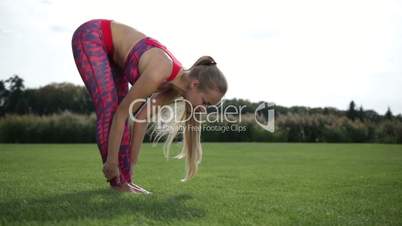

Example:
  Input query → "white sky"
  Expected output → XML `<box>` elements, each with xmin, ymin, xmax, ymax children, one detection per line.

<box><xmin>0</xmin><ymin>0</ymin><xmax>401</xmax><ymax>114</ymax></box>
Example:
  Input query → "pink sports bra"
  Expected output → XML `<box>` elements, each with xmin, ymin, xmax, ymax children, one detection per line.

<box><xmin>100</xmin><ymin>19</ymin><xmax>183</xmax><ymax>83</ymax></box>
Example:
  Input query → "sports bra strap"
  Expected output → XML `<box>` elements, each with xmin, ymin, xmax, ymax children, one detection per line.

<box><xmin>145</xmin><ymin>37</ymin><xmax>182</xmax><ymax>81</ymax></box>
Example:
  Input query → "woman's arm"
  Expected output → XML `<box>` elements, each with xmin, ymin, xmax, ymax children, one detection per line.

<box><xmin>103</xmin><ymin>64</ymin><xmax>171</xmax><ymax>181</ymax></box>
<box><xmin>130</xmin><ymin>88</ymin><xmax>180</xmax><ymax>166</ymax></box>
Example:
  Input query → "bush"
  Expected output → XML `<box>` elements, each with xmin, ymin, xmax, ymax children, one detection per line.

<box><xmin>0</xmin><ymin>112</ymin><xmax>96</xmax><ymax>143</ymax></box>
<box><xmin>0</xmin><ymin>112</ymin><xmax>401</xmax><ymax>143</ymax></box>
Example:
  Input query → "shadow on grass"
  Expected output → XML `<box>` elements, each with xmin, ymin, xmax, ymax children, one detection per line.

<box><xmin>0</xmin><ymin>188</ymin><xmax>205</xmax><ymax>224</ymax></box>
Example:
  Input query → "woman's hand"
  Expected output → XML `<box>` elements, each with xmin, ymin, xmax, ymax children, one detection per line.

<box><xmin>103</xmin><ymin>161</ymin><xmax>120</xmax><ymax>184</ymax></box>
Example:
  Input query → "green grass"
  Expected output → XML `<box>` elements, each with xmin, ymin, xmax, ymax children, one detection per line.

<box><xmin>0</xmin><ymin>143</ymin><xmax>401</xmax><ymax>226</ymax></box>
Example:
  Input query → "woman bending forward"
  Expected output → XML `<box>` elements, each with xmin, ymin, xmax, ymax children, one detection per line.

<box><xmin>71</xmin><ymin>19</ymin><xmax>227</xmax><ymax>193</ymax></box>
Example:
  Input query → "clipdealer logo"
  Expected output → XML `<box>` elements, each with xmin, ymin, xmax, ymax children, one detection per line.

<box><xmin>127</xmin><ymin>98</ymin><xmax>275</xmax><ymax>133</ymax></box>
<box><xmin>254</xmin><ymin>102</ymin><xmax>275</xmax><ymax>133</ymax></box>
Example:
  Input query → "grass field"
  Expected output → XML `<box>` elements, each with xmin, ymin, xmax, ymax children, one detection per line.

<box><xmin>0</xmin><ymin>143</ymin><xmax>401</xmax><ymax>226</ymax></box>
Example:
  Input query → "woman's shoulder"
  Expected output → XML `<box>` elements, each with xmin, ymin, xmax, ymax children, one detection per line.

<box><xmin>143</xmin><ymin>37</ymin><xmax>183</xmax><ymax>81</ymax></box>
<box><xmin>140</xmin><ymin>48</ymin><xmax>177</xmax><ymax>81</ymax></box>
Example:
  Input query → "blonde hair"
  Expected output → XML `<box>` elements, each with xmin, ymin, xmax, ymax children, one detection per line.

<box><xmin>148</xmin><ymin>56</ymin><xmax>227</xmax><ymax>182</ymax></box>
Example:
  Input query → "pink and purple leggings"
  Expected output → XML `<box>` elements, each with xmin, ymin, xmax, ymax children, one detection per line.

<box><xmin>71</xmin><ymin>19</ymin><xmax>179</xmax><ymax>187</ymax></box>
<box><xmin>71</xmin><ymin>19</ymin><xmax>133</xmax><ymax>187</ymax></box>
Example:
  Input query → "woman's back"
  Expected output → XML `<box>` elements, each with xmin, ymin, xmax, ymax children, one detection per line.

<box><xmin>110</xmin><ymin>21</ymin><xmax>147</xmax><ymax>68</ymax></box>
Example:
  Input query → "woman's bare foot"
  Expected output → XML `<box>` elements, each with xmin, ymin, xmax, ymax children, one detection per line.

<box><xmin>111</xmin><ymin>182</ymin><xmax>144</xmax><ymax>193</ymax></box>
<box><xmin>128</xmin><ymin>182</ymin><xmax>152</xmax><ymax>194</ymax></box>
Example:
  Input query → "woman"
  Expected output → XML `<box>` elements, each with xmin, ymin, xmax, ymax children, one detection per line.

<box><xmin>71</xmin><ymin>19</ymin><xmax>227</xmax><ymax>193</ymax></box>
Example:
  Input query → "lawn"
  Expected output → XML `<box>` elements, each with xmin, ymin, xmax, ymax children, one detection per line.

<box><xmin>0</xmin><ymin>143</ymin><xmax>401</xmax><ymax>226</ymax></box>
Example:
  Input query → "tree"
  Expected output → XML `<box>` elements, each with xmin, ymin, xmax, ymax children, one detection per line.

<box><xmin>385</xmin><ymin>107</ymin><xmax>393</xmax><ymax>120</ymax></box>
<box><xmin>5</xmin><ymin>75</ymin><xmax>25</xmax><ymax>92</ymax></box>
<box><xmin>346</xmin><ymin>100</ymin><xmax>357</xmax><ymax>120</ymax></box>
<box><xmin>357</xmin><ymin>105</ymin><xmax>365</xmax><ymax>121</ymax></box>
<box><xmin>3</xmin><ymin>74</ymin><xmax>27</xmax><ymax>114</ymax></box>
<box><xmin>0</xmin><ymin>80</ymin><xmax>9</xmax><ymax>116</ymax></box>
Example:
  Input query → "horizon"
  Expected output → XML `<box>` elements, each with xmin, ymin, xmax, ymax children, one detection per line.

<box><xmin>3</xmin><ymin>75</ymin><xmax>397</xmax><ymax>116</ymax></box>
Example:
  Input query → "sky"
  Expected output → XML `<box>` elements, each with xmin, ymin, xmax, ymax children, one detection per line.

<box><xmin>0</xmin><ymin>0</ymin><xmax>401</xmax><ymax>114</ymax></box>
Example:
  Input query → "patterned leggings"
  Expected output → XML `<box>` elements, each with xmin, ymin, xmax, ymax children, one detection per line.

<box><xmin>71</xmin><ymin>19</ymin><xmax>132</xmax><ymax>186</ymax></box>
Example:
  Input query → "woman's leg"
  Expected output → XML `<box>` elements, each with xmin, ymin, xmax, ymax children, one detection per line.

<box><xmin>71</xmin><ymin>20</ymin><xmax>131</xmax><ymax>187</ymax></box>
<box><xmin>112</xmin><ymin>66</ymin><xmax>133</xmax><ymax>184</ymax></box>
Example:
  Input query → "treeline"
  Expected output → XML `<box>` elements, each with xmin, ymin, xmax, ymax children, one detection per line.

<box><xmin>0</xmin><ymin>75</ymin><xmax>401</xmax><ymax>143</ymax></box>
<box><xmin>0</xmin><ymin>75</ymin><xmax>93</xmax><ymax>116</ymax></box>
